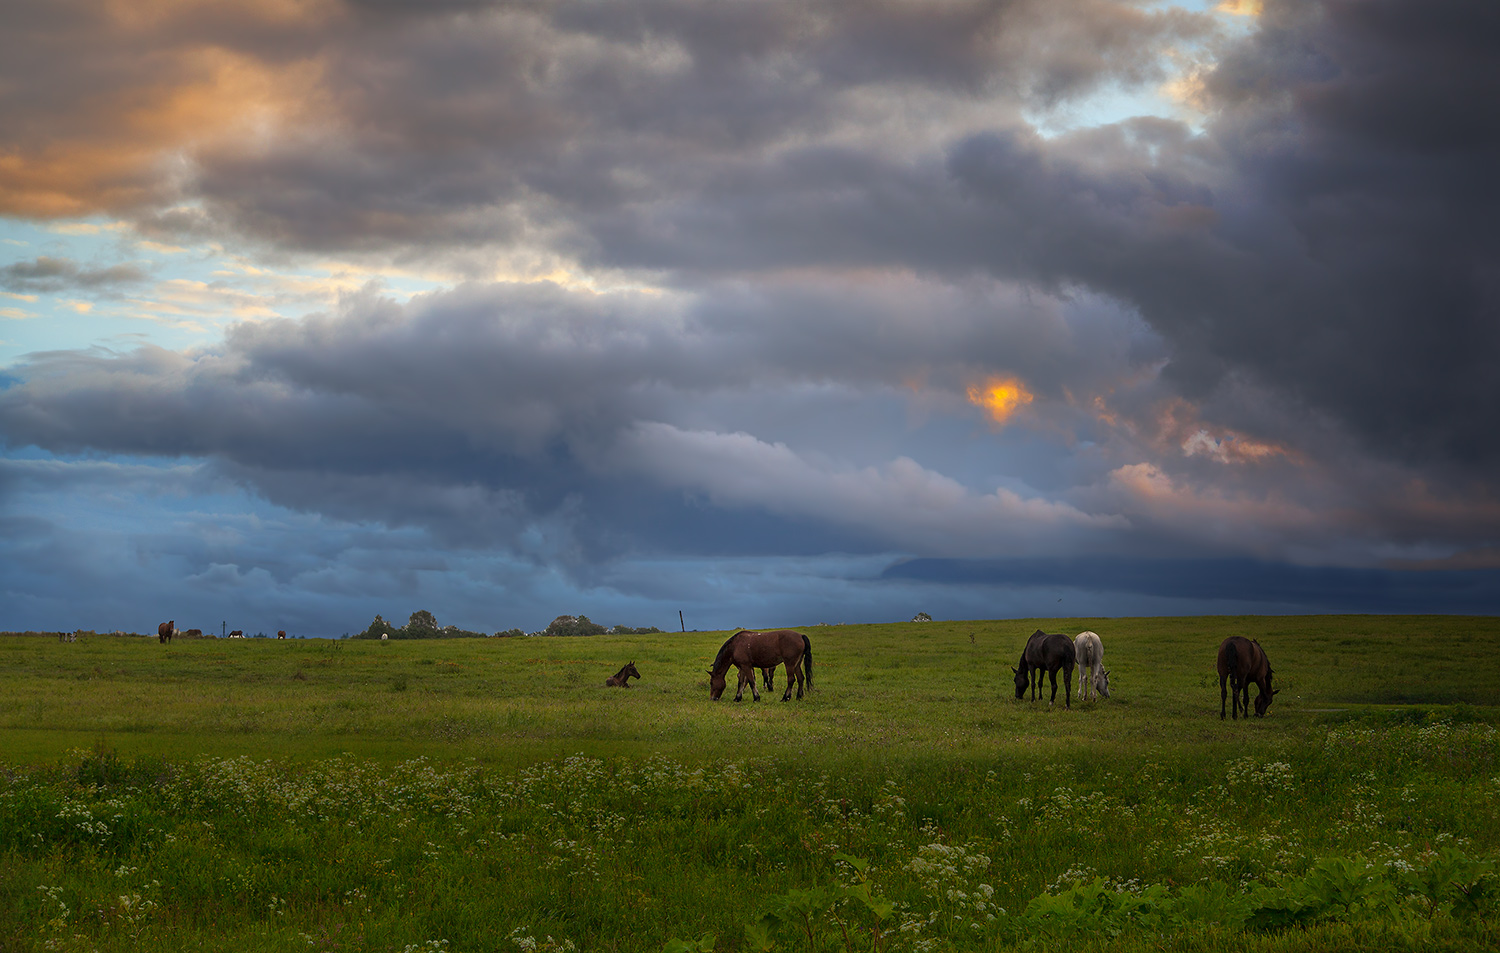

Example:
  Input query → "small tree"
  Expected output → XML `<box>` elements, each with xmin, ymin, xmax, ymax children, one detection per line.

<box><xmin>543</xmin><ymin>615</ymin><xmax>607</xmax><ymax>637</ymax></box>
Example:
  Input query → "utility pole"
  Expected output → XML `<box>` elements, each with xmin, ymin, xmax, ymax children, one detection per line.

<box><xmin>679</xmin><ymin>610</ymin><xmax>685</xmax><ymax>633</ymax></box>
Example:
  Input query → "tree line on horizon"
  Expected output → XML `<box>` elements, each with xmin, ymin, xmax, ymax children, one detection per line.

<box><xmin>354</xmin><ymin>611</ymin><xmax>662</xmax><ymax>640</ymax></box>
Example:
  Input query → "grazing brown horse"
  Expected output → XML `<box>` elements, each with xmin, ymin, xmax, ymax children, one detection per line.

<box><xmin>1217</xmin><ymin>636</ymin><xmax>1277</xmax><ymax>720</ymax></box>
<box><xmin>709</xmin><ymin>629</ymin><xmax>812</xmax><ymax>701</ymax></box>
<box><xmin>1012</xmin><ymin>629</ymin><xmax>1076</xmax><ymax>708</ymax></box>
<box><xmin>605</xmin><ymin>662</ymin><xmax>641</xmax><ymax>687</ymax></box>
<box><xmin>228</xmin><ymin>630</ymin><xmax>244</xmax><ymax>639</ymax></box>
<box><xmin>277</xmin><ymin>630</ymin><xmax>287</xmax><ymax>639</ymax></box>
<box><xmin>158</xmin><ymin>621</ymin><xmax>175</xmax><ymax>644</ymax></box>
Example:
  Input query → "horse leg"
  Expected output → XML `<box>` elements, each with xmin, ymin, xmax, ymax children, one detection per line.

<box><xmin>747</xmin><ymin>664</ymin><xmax>761</xmax><ymax>702</ymax></box>
<box><xmin>1048</xmin><ymin>668</ymin><xmax>1058</xmax><ymax>706</ymax></box>
<box><xmin>1220</xmin><ymin>673</ymin><xmax>1228</xmax><ymax>720</ymax></box>
<box><xmin>1065</xmin><ymin>666</ymin><xmax>1072</xmax><ymax>709</ymax></box>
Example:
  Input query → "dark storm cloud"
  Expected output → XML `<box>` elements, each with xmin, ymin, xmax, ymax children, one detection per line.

<box><xmin>3</xmin><ymin>0</ymin><xmax>1498</xmax><ymax>628</ymax></box>
<box><xmin>575</xmin><ymin>0</ymin><xmax>1500</xmax><ymax>474</ymax></box>
<box><xmin>5</xmin><ymin>0</ymin><xmax>1494</xmax><ymax>479</ymax></box>
<box><xmin>0</xmin><ymin>277</ymin><xmax>1146</xmax><ymax>559</ymax></box>
<box><xmin>0</xmin><ymin>0</ymin><xmax>1211</xmax><ymax>230</ymax></box>
<box><xmin>0</xmin><ymin>256</ymin><xmax>150</xmax><ymax>294</ymax></box>
<box><xmin>884</xmin><ymin>555</ymin><xmax>1500</xmax><ymax>615</ymax></box>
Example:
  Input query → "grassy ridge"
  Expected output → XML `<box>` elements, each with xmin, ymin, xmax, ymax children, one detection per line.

<box><xmin>2</xmin><ymin>615</ymin><xmax>1498</xmax><ymax>952</ymax></box>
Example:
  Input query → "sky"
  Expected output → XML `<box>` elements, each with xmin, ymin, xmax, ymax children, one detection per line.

<box><xmin>2</xmin><ymin>0</ymin><xmax>1498</xmax><ymax>637</ymax></box>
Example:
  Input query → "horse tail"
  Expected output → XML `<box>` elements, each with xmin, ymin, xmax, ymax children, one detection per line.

<box><xmin>802</xmin><ymin>634</ymin><xmax>813</xmax><ymax>690</ymax></box>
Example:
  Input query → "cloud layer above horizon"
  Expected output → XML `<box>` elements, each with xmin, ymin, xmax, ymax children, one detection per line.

<box><xmin>3</xmin><ymin>0</ymin><xmax>1498</xmax><ymax>634</ymax></box>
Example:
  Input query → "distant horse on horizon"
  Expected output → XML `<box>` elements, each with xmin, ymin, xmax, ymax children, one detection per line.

<box><xmin>1013</xmin><ymin>629</ymin><xmax>1075</xmax><ymax>708</ymax></box>
<box><xmin>158</xmin><ymin>621</ymin><xmax>175</xmax><ymax>644</ymax></box>
<box><xmin>605</xmin><ymin>662</ymin><xmax>641</xmax><ymax>687</ymax></box>
<box><xmin>1217</xmin><ymin>636</ymin><xmax>1277</xmax><ymax>720</ymax></box>
<box><xmin>1073</xmin><ymin>631</ymin><xmax>1109</xmax><ymax>702</ymax></box>
<box><xmin>228</xmin><ymin>630</ymin><xmax>243</xmax><ymax>639</ymax></box>
<box><xmin>709</xmin><ymin>629</ymin><xmax>812</xmax><ymax>702</ymax></box>
<box><xmin>277</xmin><ymin>630</ymin><xmax>287</xmax><ymax>639</ymax></box>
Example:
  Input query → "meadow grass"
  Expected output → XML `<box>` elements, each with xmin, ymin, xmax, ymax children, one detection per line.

<box><xmin>2</xmin><ymin>615</ymin><xmax>1498</xmax><ymax>952</ymax></box>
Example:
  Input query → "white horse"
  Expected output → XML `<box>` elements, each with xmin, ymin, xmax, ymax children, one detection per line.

<box><xmin>1073</xmin><ymin>631</ymin><xmax>1110</xmax><ymax>701</ymax></box>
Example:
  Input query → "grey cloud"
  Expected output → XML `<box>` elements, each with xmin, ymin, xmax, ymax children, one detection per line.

<box><xmin>0</xmin><ymin>256</ymin><xmax>150</xmax><ymax>294</ymax></box>
<box><xmin>3</xmin><ymin>0</ymin><xmax>1498</xmax><ymax>604</ymax></box>
<box><xmin>0</xmin><ymin>277</ymin><xmax>1163</xmax><ymax>559</ymax></box>
<box><xmin>618</xmin><ymin>2</ymin><xmax>1500</xmax><ymax>474</ymax></box>
<box><xmin>1</xmin><ymin>0</ymin><xmax>1206</xmax><ymax>245</ymax></box>
<box><xmin>561</xmin><ymin>1</ymin><xmax>1499</xmax><ymax>475</ymax></box>
<box><xmin>6</xmin><ymin>272</ymin><xmax>1492</xmax><ymax>570</ymax></box>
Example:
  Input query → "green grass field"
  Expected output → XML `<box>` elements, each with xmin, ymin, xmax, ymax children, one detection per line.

<box><xmin>3</xmin><ymin>616</ymin><xmax>1498</xmax><ymax>952</ymax></box>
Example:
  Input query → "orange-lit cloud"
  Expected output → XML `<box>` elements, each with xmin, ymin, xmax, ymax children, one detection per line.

<box><xmin>0</xmin><ymin>21</ymin><xmax>332</xmax><ymax>219</ymax></box>
<box><xmin>966</xmin><ymin>376</ymin><xmax>1034</xmax><ymax>428</ymax></box>
<box><xmin>1094</xmin><ymin>396</ymin><xmax>1297</xmax><ymax>466</ymax></box>
<box><xmin>1108</xmin><ymin>462</ymin><xmax>1318</xmax><ymax>540</ymax></box>
<box><xmin>1215</xmin><ymin>0</ymin><xmax>1263</xmax><ymax>16</ymax></box>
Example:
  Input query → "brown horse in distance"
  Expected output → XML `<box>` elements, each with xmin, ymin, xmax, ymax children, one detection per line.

<box><xmin>605</xmin><ymin>662</ymin><xmax>641</xmax><ymax>687</ymax></box>
<box><xmin>158</xmin><ymin>621</ymin><xmax>175</xmax><ymax>644</ymax></box>
<box><xmin>709</xmin><ymin>629</ymin><xmax>812</xmax><ymax>701</ymax></box>
<box><xmin>277</xmin><ymin>630</ymin><xmax>287</xmax><ymax>639</ymax></box>
<box><xmin>1217</xmin><ymin>636</ymin><xmax>1277</xmax><ymax>719</ymax></box>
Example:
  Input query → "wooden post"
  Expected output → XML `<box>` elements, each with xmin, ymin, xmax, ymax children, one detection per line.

<box><xmin>679</xmin><ymin>610</ymin><xmax>685</xmax><ymax>633</ymax></box>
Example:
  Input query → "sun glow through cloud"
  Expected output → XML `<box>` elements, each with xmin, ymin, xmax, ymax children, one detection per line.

<box><xmin>966</xmin><ymin>376</ymin><xmax>1034</xmax><ymax>428</ymax></box>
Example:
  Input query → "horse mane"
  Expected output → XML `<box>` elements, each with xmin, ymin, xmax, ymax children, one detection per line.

<box><xmin>711</xmin><ymin>632</ymin><xmax>747</xmax><ymax>674</ymax></box>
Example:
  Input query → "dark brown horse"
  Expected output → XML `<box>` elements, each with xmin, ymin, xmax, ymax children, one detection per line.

<box><xmin>1217</xmin><ymin>636</ymin><xmax>1277</xmax><ymax>719</ymax></box>
<box><xmin>1012</xmin><ymin>629</ymin><xmax>1075</xmax><ymax>708</ymax></box>
<box><xmin>709</xmin><ymin>629</ymin><xmax>812</xmax><ymax>701</ymax></box>
<box><xmin>605</xmin><ymin>662</ymin><xmax>641</xmax><ymax>687</ymax></box>
<box><xmin>277</xmin><ymin>630</ymin><xmax>287</xmax><ymax>639</ymax></box>
<box><xmin>158</xmin><ymin>620</ymin><xmax>175</xmax><ymax>644</ymax></box>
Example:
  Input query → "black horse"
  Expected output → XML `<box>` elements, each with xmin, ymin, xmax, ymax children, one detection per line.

<box><xmin>1217</xmin><ymin>636</ymin><xmax>1277</xmax><ymax>720</ymax></box>
<box><xmin>1012</xmin><ymin>629</ymin><xmax>1076</xmax><ymax>708</ymax></box>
